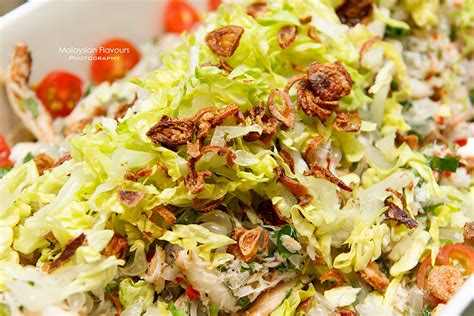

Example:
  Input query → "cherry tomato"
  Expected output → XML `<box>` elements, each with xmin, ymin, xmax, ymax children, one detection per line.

<box><xmin>209</xmin><ymin>0</ymin><xmax>222</xmax><ymax>11</ymax></box>
<box><xmin>0</xmin><ymin>135</ymin><xmax>12</xmax><ymax>168</ymax></box>
<box><xmin>417</xmin><ymin>243</ymin><xmax>474</xmax><ymax>302</ymax></box>
<box><xmin>436</xmin><ymin>243</ymin><xmax>474</xmax><ymax>274</ymax></box>
<box><xmin>455</xmin><ymin>138</ymin><xmax>468</xmax><ymax>147</ymax></box>
<box><xmin>164</xmin><ymin>0</ymin><xmax>200</xmax><ymax>34</ymax></box>
<box><xmin>91</xmin><ymin>38</ymin><xmax>140</xmax><ymax>84</ymax></box>
<box><xmin>185</xmin><ymin>285</ymin><xmax>199</xmax><ymax>300</ymax></box>
<box><xmin>35</xmin><ymin>71</ymin><xmax>83</xmax><ymax>118</ymax></box>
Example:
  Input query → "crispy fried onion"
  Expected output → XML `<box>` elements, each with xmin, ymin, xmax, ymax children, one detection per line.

<box><xmin>199</xmin><ymin>197</ymin><xmax>226</xmax><ymax>213</ymax></box>
<box><xmin>152</xmin><ymin>205</ymin><xmax>176</xmax><ymax>225</ymax></box>
<box><xmin>244</xmin><ymin>102</ymin><xmax>278</xmax><ymax>143</ymax></box>
<box><xmin>304</xmin><ymin>164</ymin><xmax>352</xmax><ymax>192</ymax></box>
<box><xmin>228</xmin><ymin>227</ymin><xmax>267</xmax><ymax>261</ymax></box>
<box><xmin>187</xmin><ymin>142</ymin><xmax>202</xmax><ymax>159</ymax></box>
<box><xmin>279</xmin><ymin>149</ymin><xmax>295</xmax><ymax>173</ymax></box>
<box><xmin>297</xmin><ymin>83</ymin><xmax>334</xmax><ymax>123</ymax></box>
<box><xmin>304</xmin><ymin>135</ymin><xmax>325</xmax><ymax>164</ymax></box>
<box><xmin>194</xmin><ymin>104</ymin><xmax>241</xmax><ymax>140</ymax></box>
<box><xmin>395</xmin><ymin>130</ymin><xmax>419</xmax><ymax>149</ymax></box>
<box><xmin>124</xmin><ymin>167</ymin><xmax>153</xmax><ymax>181</ymax></box>
<box><xmin>185</xmin><ymin>159</ymin><xmax>212</xmax><ymax>195</ymax></box>
<box><xmin>45</xmin><ymin>233</ymin><xmax>86</xmax><ymax>273</ymax></box>
<box><xmin>146</xmin><ymin>115</ymin><xmax>195</xmax><ymax>147</ymax></box>
<box><xmin>333</xmin><ymin>111</ymin><xmax>361</xmax><ymax>132</ymax></box>
<box><xmin>54</xmin><ymin>153</ymin><xmax>72</xmax><ymax>167</ymax></box>
<box><xmin>308</xmin><ymin>26</ymin><xmax>321</xmax><ymax>42</ymax></box>
<box><xmin>205</xmin><ymin>25</ymin><xmax>245</xmax><ymax>58</ymax></box>
<box><xmin>275</xmin><ymin>165</ymin><xmax>308</xmax><ymax>197</ymax></box>
<box><xmin>118</xmin><ymin>189</ymin><xmax>145</xmax><ymax>207</ymax></box>
<box><xmin>103</xmin><ymin>234</ymin><xmax>129</xmax><ymax>259</ymax></box>
<box><xmin>256</xmin><ymin>199</ymin><xmax>288</xmax><ymax>226</ymax></box>
<box><xmin>268</xmin><ymin>89</ymin><xmax>295</xmax><ymax>129</ymax></box>
<box><xmin>358</xmin><ymin>261</ymin><xmax>389</xmax><ymax>292</ymax></box>
<box><xmin>359</xmin><ymin>36</ymin><xmax>381</xmax><ymax>67</ymax></box>
<box><xmin>114</xmin><ymin>93</ymin><xmax>137</xmax><ymax>120</ymax></box>
<box><xmin>201</xmin><ymin>145</ymin><xmax>236</xmax><ymax>167</ymax></box>
<box><xmin>298</xmin><ymin>194</ymin><xmax>313</xmax><ymax>206</ymax></box>
<box><xmin>278</xmin><ymin>25</ymin><xmax>297</xmax><ymax>49</ymax></box>
<box><xmin>63</xmin><ymin>118</ymin><xmax>93</xmax><ymax>137</ymax></box>
<box><xmin>306</xmin><ymin>62</ymin><xmax>352</xmax><ymax>102</ymax></box>
<box><xmin>384</xmin><ymin>189</ymin><xmax>417</xmax><ymax>229</ymax></box>
<box><xmin>238</xmin><ymin>228</ymin><xmax>262</xmax><ymax>262</ymax></box>
<box><xmin>246</xmin><ymin>1</ymin><xmax>268</xmax><ymax>18</ymax></box>
<box><xmin>320</xmin><ymin>269</ymin><xmax>345</xmax><ymax>288</ymax></box>
<box><xmin>336</xmin><ymin>0</ymin><xmax>374</xmax><ymax>27</ymax></box>
<box><xmin>106</xmin><ymin>290</ymin><xmax>123</xmax><ymax>316</ymax></box>
<box><xmin>34</xmin><ymin>153</ymin><xmax>55</xmax><ymax>176</ymax></box>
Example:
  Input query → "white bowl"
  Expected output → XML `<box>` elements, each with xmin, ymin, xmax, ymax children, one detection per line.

<box><xmin>0</xmin><ymin>0</ymin><xmax>205</xmax><ymax>141</ymax></box>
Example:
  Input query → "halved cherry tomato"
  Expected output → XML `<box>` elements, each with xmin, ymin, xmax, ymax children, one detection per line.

<box><xmin>35</xmin><ymin>71</ymin><xmax>83</xmax><ymax>118</ymax></box>
<box><xmin>0</xmin><ymin>135</ymin><xmax>13</xmax><ymax>168</ymax></box>
<box><xmin>91</xmin><ymin>38</ymin><xmax>140</xmax><ymax>84</ymax></box>
<box><xmin>436</xmin><ymin>243</ymin><xmax>474</xmax><ymax>274</ymax></box>
<box><xmin>209</xmin><ymin>0</ymin><xmax>222</xmax><ymax>11</ymax></box>
<box><xmin>185</xmin><ymin>285</ymin><xmax>199</xmax><ymax>300</ymax></box>
<box><xmin>164</xmin><ymin>0</ymin><xmax>200</xmax><ymax>34</ymax></box>
<box><xmin>417</xmin><ymin>243</ymin><xmax>474</xmax><ymax>303</ymax></box>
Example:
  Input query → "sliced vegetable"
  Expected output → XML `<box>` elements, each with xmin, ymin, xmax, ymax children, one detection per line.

<box><xmin>35</xmin><ymin>71</ymin><xmax>83</xmax><ymax>118</ymax></box>
<box><xmin>91</xmin><ymin>38</ymin><xmax>140</xmax><ymax>84</ymax></box>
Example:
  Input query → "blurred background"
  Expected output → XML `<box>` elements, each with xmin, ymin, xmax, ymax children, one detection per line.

<box><xmin>0</xmin><ymin>0</ymin><xmax>25</xmax><ymax>15</ymax></box>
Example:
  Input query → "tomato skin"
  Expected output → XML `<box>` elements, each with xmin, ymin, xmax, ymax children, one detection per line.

<box><xmin>91</xmin><ymin>38</ymin><xmax>140</xmax><ymax>84</ymax></box>
<box><xmin>455</xmin><ymin>138</ymin><xmax>468</xmax><ymax>147</ymax></box>
<box><xmin>417</xmin><ymin>243</ymin><xmax>474</xmax><ymax>303</ymax></box>
<box><xmin>436</xmin><ymin>243</ymin><xmax>474</xmax><ymax>274</ymax></box>
<box><xmin>36</xmin><ymin>71</ymin><xmax>83</xmax><ymax>118</ymax></box>
<box><xmin>209</xmin><ymin>0</ymin><xmax>222</xmax><ymax>11</ymax></box>
<box><xmin>0</xmin><ymin>135</ymin><xmax>12</xmax><ymax>168</ymax></box>
<box><xmin>185</xmin><ymin>285</ymin><xmax>199</xmax><ymax>300</ymax></box>
<box><xmin>164</xmin><ymin>0</ymin><xmax>200</xmax><ymax>34</ymax></box>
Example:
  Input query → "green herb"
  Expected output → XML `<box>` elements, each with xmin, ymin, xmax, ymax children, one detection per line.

<box><xmin>390</xmin><ymin>80</ymin><xmax>399</xmax><ymax>91</ymax></box>
<box><xmin>470</xmin><ymin>90</ymin><xmax>474</xmax><ymax>105</ymax></box>
<box><xmin>426</xmin><ymin>156</ymin><xmax>460</xmax><ymax>172</ymax></box>
<box><xmin>422</xmin><ymin>308</ymin><xmax>431</xmax><ymax>316</ymax></box>
<box><xmin>236</xmin><ymin>297</ymin><xmax>250</xmax><ymax>308</ymax></box>
<box><xmin>104</xmin><ymin>281</ymin><xmax>119</xmax><ymax>293</ymax></box>
<box><xmin>400</xmin><ymin>100</ymin><xmax>413</xmax><ymax>108</ymax></box>
<box><xmin>0</xmin><ymin>168</ymin><xmax>12</xmax><ymax>179</ymax></box>
<box><xmin>84</xmin><ymin>85</ymin><xmax>93</xmax><ymax>97</ymax></box>
<box><xmin>19</xmin><ymin>98</ymin><xmax>39</xmax><ymax>119</ymax></box>
<box><xmin>275</xmin><ymin>225</ymin><xmax>298</xmax><ymax>258</ymax></box>
<box><xmin>385</xmin><ymin>25</ymin><xmax>409</xmax><ymax>38</ymax></box>
<box><xmin>168</xmin><ymin>302</ymin><xmax>187</xmax><ymax>316</ymax></box>
<box><xmin>240</xmin><ymin>262</ymin><xmax>256</xmax><ymax>272</ymax></box>
<box><xmin>23</xmin><ymin>152</ymin><xmax>34</xmax><ymax>163</ymax></box>
<box><xmin>0</xmin><ymin>303</ymin><xmax>10</xmax><ymax>316</ymax></box>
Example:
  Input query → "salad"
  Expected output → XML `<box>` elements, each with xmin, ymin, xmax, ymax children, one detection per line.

<box><xmin>1</xmin><ymin>0</ymin><xmax>474</xmax><ymax>315</ymax></box>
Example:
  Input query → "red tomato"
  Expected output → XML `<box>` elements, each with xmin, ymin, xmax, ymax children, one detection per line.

<box><xmin>0</xmin><ymin>135</ymin><xmax>12</xmax><ymax>168</ymax></box>
<box><xmin>185</xmin><ymin>285</ymin><xmax>199</xmax><ymax>300</ymax></box>
<box><xmin>417</xmin><ymin>243</ymin><xmax>474</xmax><ymax>302</ymax></box>
<box><xmin>436</xmin><ymin>243</ymin><xmax>474</xmax><ymax>274</ymax></box>
<box><xmin>91</xmin><ymin>38</ymin><xmax>140</xmax><ymax>84</ymax></box>
<box><xmin>35</xmin><ymin>71</ymin><xmax>83</xmax><ymax>118</ymax></box>
<box><xmin>209</xmin><ymin>0</ymin><xmax>222</xmax><ymax>11</ymax></box>
<box><xmin>164</xmin><ymin>0</ymin><xmax>200</xmax><ymax>33</ymax></box>
<box><xmin>455</xmin><ymin>138</ymin><xmax>468</xmax><ymax>147</ymax></box>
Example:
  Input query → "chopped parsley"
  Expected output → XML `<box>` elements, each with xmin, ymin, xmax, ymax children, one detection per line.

<box><xmin>426</xmin><ymin>156</ymin><xmax>460</xmax><ymax>172</ymax></box>
<box><xmin>385</xmin><ymin>25</ymin><xmax>409</xmax><ymax>38</ymax></box>
<box><xmin>275</xmin><ymin>225</ymin><xmax>298</xmax><ymax>258</ymax></box>
<box><xmin>236</xmin><ymin>297</ymin><xmax>250</xmax><ymax>308</ymax></box>
<box><xmin>23</xmin><ymin>152</ymin><xmax>34</xmax><ymax>163</ymax></box>
<box><xmin>0</xmin><ymin>168</ymin><xmax>12</xmax><ymax>179</ymax></box>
